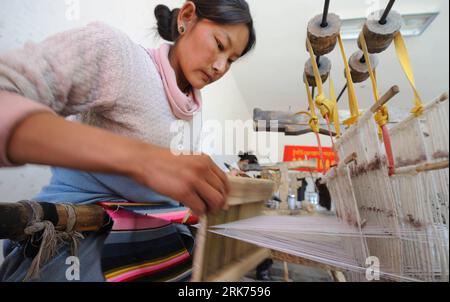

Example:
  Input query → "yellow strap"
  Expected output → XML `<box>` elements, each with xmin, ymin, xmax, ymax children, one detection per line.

<box><xmin>359</xmin><ymin>34</ymin><xmax>380</xmax><ymax>102</ymax></box>
<box><xmin>359</xmin><ymin>34</ymin><xmax>389</xmax><ymax>130</ymax></box>
<box><xmin>394</xmin><ymin>31</ymin><xmax>424</xmax><ymax>116</ymax></box>
<box><xmin>306</xmin><ymin>38</ymin><xmax>336</xmax><ymax>124</ymax></box>
<box><xmin>306</xmin><ymin>38</ymin><xmax>324</xmax><ymax>94</ymax></box>
<box><xmin>303</xmin><ymin>73</ymin><xmax>320</xmax><ymax>134</ymax></box>
<box><xmin>294</xmin><ymin>111</ymin><xmax>312</xmax><ymax>118</ymax></box>
<box><xmin>329</xmin><ymin>78</ymin><xmax>341</xmax><ymax>138</ymax></box>
<box><xmin>337</xmin><ymin>34</ymin><xmax>360</xmax><ymax>127</ymax></box>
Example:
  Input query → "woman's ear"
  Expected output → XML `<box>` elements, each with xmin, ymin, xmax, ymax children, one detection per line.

<box><xmin>177</xmin><ymin>1</ymin><xmax>197</xmax><ymax>33</ymax></box>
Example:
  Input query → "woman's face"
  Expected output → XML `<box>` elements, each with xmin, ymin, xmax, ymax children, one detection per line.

<box><xmin>173</xmin><ymin>4</ymin><xmax>250</xmax><ymax>90</ymax></box>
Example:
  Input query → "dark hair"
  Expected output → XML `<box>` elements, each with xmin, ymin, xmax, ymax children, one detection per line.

<box><xmin>238</xmin><ymin>152</ymin><xmax>258</xmax><ymax>164</ymax></box>
<box><xmin>154</xmin><ymin>0</ymin><xmax>256</xmax><ymax>56</ymax></box>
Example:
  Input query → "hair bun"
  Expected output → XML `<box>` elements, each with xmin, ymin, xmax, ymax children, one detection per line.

<box><xmin>154</xmin><ymin>4</ymin><xmax>179</xmax><ymax>42</ymax></box>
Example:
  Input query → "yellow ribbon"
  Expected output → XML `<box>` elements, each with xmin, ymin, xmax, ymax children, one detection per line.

<box><xmin>394</xmin><ymin>31</ymin><xmax>424</xmax><ymax>116</ymax></box>
<box><xmin>329</xmin><ymin>78</ymin><xmax>341</xmax><ymax>138</ymax></box>
<box><xmin>359</xmin><ymin>33</ymin><xmax>390</xmax><ymax>131</ymax></box>
<box><xmin>305</xmin><ymin>38</ymin><xmax>336</xmax><ymax>125</ymax></box>
<box><xmin>302</xmin><ymin>73</ymin><xmax>320</xmax><ymax>134</ymax></box>
<box><xmin>337</xmin><ymin>34</ymin><xmax>360</xmax><ymax>127</ymax></box>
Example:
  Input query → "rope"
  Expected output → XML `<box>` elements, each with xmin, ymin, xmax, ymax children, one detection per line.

<box><xmin>18</xmin><ymin>201</ymin><xmax>84</xmax><ymax>281</ymax></box>
<box><xmin>300</xmin><ymin>73</ymin><xmax>326</xmax><ymax>168</ymax></box>
<box><xmin>19</xmin><ymin>201</ymin><xmax>59</xmax><ymax>281</ymax></box>
<box><xmin>59</xmin><ymin>204</ymin><xmax>84</xmax><ymax>256</ymax></box>
<box><xmin>304</xmin><ymin>42</ymin><xmax>331</xmax><ymax>169</ymax></box>
<box><xmin>359</xmin><ymin>33</ymin><xmax>395</xmax><ymax>175</ymax></box>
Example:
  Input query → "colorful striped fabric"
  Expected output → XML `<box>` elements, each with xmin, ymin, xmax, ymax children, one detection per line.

<box><xmin>99</xmin><ymin>202</ymin><xmax>198</xmax><ymax>225</ymax></box>
<box><xmin>99</xmin><ymin>202</ymin><xmax>197</xmax><ymax>282</ymax></box>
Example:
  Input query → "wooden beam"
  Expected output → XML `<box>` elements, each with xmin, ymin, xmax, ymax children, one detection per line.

<box><xmin>206</xmin><ymin>248</ymin><xmax>271</xmax><ymax>282</ymax></box>
<box><xmin>0</xmin><ymin>202</ymin><xmax>105</xmax><ymax>240</ymax></box>
<box><xmin>394</xmin><ymin>159</ymin><xmax>449</xmax><ymax>175</ymax></box>
<box><xmin>416</xmin><ymin>160</ymin><xmax>449</xmax><ymax>173</ymax></box>
<box><xmin>271</xmin><ymin>250</ymin><xmax>342</xmax><ymax>272</ymax></box>
<box><xmin>261</xmin><ymin>159</ymin><xmax>317</xmax><ymax>171</ymax></box>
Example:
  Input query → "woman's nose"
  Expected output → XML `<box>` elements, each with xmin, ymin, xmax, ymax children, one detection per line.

<box><xmin>212</xmin><ymin>58</ymin><xmax>227</xmax><ymax>75</ymax></box>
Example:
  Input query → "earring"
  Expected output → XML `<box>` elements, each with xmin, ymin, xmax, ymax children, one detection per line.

<box><xmin>179</xmin><ymin>25</ymin><xmax>186</xmax><ymax>34</ymax></box>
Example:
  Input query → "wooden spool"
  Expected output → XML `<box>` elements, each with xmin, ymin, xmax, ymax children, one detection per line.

<box><xmin>357</xmin><ymin>10</ymin><xmax>402</xmax><ymax>54</ymax></box>
<box><xmin>347</xmin><ymin>50</ymin><xmax>379</xmax><ymax>83</ymax></box>
<box><xmin>307</xmin><ymin>13</ymin><xmax>342</xmax><ymax>56</ymax></box>
<box><xmin>304</xmin><ymin>56</ymin><xmax>332</xmax><ymax>87</ymax></box>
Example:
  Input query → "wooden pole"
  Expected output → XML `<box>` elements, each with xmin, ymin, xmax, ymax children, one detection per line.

<box><xmin>416</xmin><ymin>160</ymin><xmax>449</xmax><ymax>173</ymax></box>
<box><xmin>0</xmin><ymin>202</ymin><xmax>106</xmax><ymax>240</ymax></box>
<box><xmin>379</xmin><ymin>0</ymin><xmax>396</xmax><ymax>25</ymax></box>
<box><xmin>394</xmin><ymin>160</ymin><xmax>449</xmax><ymax>175</ymax></box>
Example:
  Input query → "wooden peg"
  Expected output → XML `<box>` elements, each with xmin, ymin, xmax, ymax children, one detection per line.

<box><xmin>370</xmin><ymin>85</ymin><xmax>400</xmax><ymax>113</ymax></box>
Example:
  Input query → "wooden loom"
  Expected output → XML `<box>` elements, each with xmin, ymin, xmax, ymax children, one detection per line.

<box><xmin>191</xmin><ymin>176</ymin><xmax>275</xmax><ymax>282</ymax></box>
<box><xmin>191</xmin><ymin>159</ymin><xmax>324</xmax><ymax>282</ymax></box>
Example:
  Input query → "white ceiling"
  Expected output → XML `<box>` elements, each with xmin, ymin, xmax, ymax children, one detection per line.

<box><xmin>231</xmin><ymin>0</ymin><xmax>449</xmax><ymax>114</ymax></box>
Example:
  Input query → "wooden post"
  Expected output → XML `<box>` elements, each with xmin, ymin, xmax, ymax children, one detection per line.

<box><xmin>191</xmin><ymin>176</ymin><xmax>275</xmax><ymax>282</ymax></box>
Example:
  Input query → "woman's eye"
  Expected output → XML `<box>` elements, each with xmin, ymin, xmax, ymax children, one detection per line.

<box><xmin>216</xmin><ymin>39</ymin><xmax>224</xmax><ymax>51</ymax></box>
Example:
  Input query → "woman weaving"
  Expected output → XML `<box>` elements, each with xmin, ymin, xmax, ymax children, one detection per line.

<box><xmin>0</xmin><ymin>0</ymin><xmax>256</xmax><ymax>281</ymax></box>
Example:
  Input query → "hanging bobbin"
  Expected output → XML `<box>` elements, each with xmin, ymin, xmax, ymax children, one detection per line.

<box><xmin>304</xmin><ymin>56</ymin><xmax>331</xmax><ymax>87</ymax></box>
<box><xmin>307</xmin><ymin>13</ymin><xmax>342</xmax><ymax>56</ymax></box>
<box><xmin>357</xmin><ymin>9</ymin><xmax>402</xmax><ymax>54</ymax></box>
<box><xmin>347</xmin><ymin>50</ymin><xmax>379</xmax><ymax>83</ymax></box>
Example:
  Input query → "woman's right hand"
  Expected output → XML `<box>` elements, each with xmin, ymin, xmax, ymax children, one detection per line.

<box><xmin>130</xmin><ymin>144</ymin><xmax>230</xmax><ymax>217</ymax></box>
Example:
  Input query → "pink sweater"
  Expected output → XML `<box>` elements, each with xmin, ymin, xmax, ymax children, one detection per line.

<box><xmin>0</xmin><ymin>22</ymin><xmax>202</xmax><ymax>167</ymax></box>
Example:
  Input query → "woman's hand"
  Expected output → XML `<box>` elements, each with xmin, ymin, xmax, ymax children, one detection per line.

<box><xmin>130</xmin><ymin>145</ymin><xmax>230</xmax><ymax>216</ymax></box>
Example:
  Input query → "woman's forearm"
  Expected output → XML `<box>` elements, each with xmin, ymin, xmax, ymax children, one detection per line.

<box><xmin>8</xmin><ymin>111</ymin><xmax>229</xmax><ymax>215</ymax></box>
<box><xmin>5</xmin><ymin>98</ymin><xmax>229</xmax><ymax>215</ymax></box>
<box><xmin>7</xmin><ymin>111</ymin><xmax>147</xmax><ymax>177</ymax></box>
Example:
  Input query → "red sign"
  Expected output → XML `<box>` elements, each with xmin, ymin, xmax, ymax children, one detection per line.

<box><xmin>283</xmin><ymin>146</ymin><xmax>336</xmax><ymax>173</ymax></box>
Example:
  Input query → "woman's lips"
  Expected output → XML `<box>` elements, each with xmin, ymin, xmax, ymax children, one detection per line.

<box><xmin>200</xmin><ymin>71</ymin><xmax>212</xmax><ymax>84</ymax></box>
